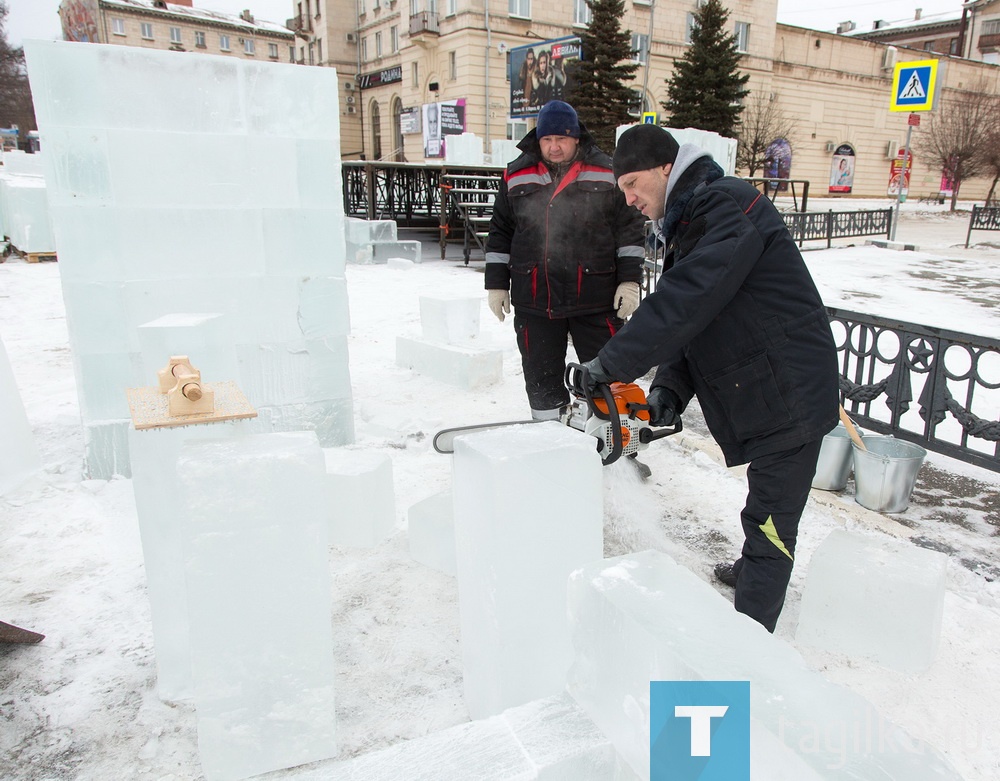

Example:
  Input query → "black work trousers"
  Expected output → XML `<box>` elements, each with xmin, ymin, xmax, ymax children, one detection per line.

<box><xmin>731</xmin><ymin>439</ymin><xmax>823</xmax><ymax>633</ymax></box>
<box><xmin>513</xmin><ymin>310</ymin><xmax>622</xmax><ymax>413</ymax></box>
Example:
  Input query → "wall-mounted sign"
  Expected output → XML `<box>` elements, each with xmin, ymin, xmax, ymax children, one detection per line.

<box><xmin>829</xmin><ymin>144</ymin><xmax>856</xmax><ymax>194</ymax></box>
<box><xmin>400</xmin><ymin>107</ymin><xmax>421</xmax><ymax>135</ymax></box>
<box><xmin>423</xmin><ymin>99</ymin><xmax>467</xmax><ymax>159</ymax></box>
<box><xmin>357</xmin><ymin>65</ymin><xmax>403</xmax><ymax>90</ymax></box>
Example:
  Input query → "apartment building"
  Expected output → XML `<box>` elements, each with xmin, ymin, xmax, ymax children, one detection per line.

<box><xmin>58</xmin><ymin>0</ymin><xmax>295</xmax><ymax>62</ymax></box>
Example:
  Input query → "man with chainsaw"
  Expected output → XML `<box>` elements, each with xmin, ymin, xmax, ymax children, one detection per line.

<box><xmin>583</xmin><ymin>124</ymin><xmax>839</xmax><ymax>633</ymax></box>
<box><xmin>484</xmin><ymin>100</ymin><xmax>648</xmax><ymax>423</ymax></box>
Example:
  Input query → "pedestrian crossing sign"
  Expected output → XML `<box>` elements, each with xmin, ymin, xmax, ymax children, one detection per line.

<box><xmin>890</xmin><ymin>59</ymin><xmax>938</xmax><ymax>112</ymax></box>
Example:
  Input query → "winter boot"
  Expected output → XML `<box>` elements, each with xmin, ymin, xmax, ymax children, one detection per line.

<box><xmin>713</xmin><ymin>561</ymin><xmax>739</xmax><ymax>588</ymax></box>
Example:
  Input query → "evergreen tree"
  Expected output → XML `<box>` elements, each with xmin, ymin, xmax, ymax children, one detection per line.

<box><xmin>662</xmin><ymin>0</ymin><xmax>749</xmax><ymax>138</ymax></box>
<box><xmin>567</xmin><ymin>0</ymin><xmax>640</xmax><ymax>153</ymax></box>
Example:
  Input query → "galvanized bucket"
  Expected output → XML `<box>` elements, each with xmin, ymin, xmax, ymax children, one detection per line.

<box><xmin>812</xmin><ymin>423</ymin><xmax>864</xmax><ymax>491</ymax></box>
<box><xmin>852</xmin><ymin>436</ymin><xmax>927</xmax><ymax>513</ymax></box>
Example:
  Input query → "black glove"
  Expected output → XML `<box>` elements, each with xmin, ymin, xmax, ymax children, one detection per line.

<box><xmin>646</xmin><ymin>386</ymin><xmax>681</xmax><ymax>427</ymax></box>
<box><xmin>580</xmin><ymin>356</ymin><xmax>615</xmax><ymax>390</ymax></box>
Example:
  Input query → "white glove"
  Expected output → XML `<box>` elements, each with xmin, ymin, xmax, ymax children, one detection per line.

<box><xmin>488</xmin><ymin>289</ymin><xmax>511</xmax><ymax>322</ymax></box>
<box><xmin>613</xmin><ymin>281</ymin><xmax>640</xmax><ymax>319</ymax></box>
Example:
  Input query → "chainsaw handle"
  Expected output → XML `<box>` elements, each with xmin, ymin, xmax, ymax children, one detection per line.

<box><xmin>638</xmin><ymin>417</ymin><xmax>683</xmax><ymax>442</ymax></box>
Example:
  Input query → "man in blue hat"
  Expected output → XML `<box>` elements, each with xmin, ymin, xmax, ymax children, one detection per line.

<box><xmin>484</xmin><ymin>101</ymin><xmax>648</xmax><ymax>433</ymax></box>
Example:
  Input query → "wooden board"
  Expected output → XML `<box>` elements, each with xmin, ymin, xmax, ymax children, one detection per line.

<box><xmin>25</xmin><ymin>252</ymin><xmax>57</xmax><ymax>263</ymax></box>
<box><xmin>0</xmin><ymin>620</ymin><xmax>44</xmax><ymax>644</ymax></box>
<box><xmin>126</xmin><ymin>380</ymin><xmax>257</xmax><ymax>430</ymax></box>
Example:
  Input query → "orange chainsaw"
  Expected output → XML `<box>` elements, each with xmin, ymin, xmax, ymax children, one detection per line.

<box><xmin>432</xmin><ymin>363</ymin><xmax>681</xmax><ymax>465</ymax></box>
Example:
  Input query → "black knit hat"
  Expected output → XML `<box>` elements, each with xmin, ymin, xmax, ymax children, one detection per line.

<box><xmin>613</xmin><ymin>125</ymin><xmax>680</xmax><ymax>179</ymax></box>
<box><xmin>536</xmin><ymin>100</ymin><xmax>581</xmax><ymax>139</ymax></box>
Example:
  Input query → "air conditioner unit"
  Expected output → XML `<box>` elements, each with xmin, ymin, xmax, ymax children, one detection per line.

<box><xmin>346</xmin><ymin>105</ymin><xmax>357</xmax><ymax>114</ymax></box>
<box><xmin>881</xmin><ymin>46</ymin><xmax>897</xmax><ymax>70</ymax></box>
<box><xmin>346</xmin><ymin>95</ymin><xmax>356</xmax><ymax>104</ymax></box>
<box><xmin>825</xmin><ymin>141</ymin><xmax>836</xmax><ymax>152</ymax></box>
<box><xmin>886</xmin><ymin>140</ymin><xmax>899</xmax><ymax>159</ymax></box>
<box><xmin>346</xmin><ymin>32</ymin><xmax>358</xmax><ymax>43</ymax></box>
<box><xmin>345</xmin><ymin>81</ymin><xmax>355</xmax><ymax>91</ymax></box>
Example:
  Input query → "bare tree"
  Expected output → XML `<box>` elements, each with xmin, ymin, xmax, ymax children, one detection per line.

<box><xmin>0</xmin><ymin>2</ymin><xmax>36</xmax><ymax>148</ymax></box>
<box><xmin>736</xmin><ymin>91</ymin><xmax>796</xmax><ymax>176</ymax></box>
<box><xmin>980</xmin><ymin>117</ymin><xmax>1000</xmax><ymax>206</ymax></box>
<box><xmin>917</xmin><ymin>80</ymin><xmax>1000</xmax><ymax>211</ymax></box>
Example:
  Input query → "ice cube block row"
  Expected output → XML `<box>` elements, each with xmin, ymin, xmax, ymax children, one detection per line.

<box><xmin>1</xmin><ymin>175</ymin><xmax>55</xmax><ymax>253</ymax></box>
<box><xmin>0</xmin><ymin>332</ymin><xmax>42</xmax><ymax>495</ymax></box>
<box><xmin>345</xmin><ymin>217</ymin><xmax>421</xmax><ymax>264</ymax></box>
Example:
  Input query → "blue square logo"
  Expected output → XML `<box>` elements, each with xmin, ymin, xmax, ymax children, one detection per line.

<box><xmin>650</xmin><ymin>681</ymin><xmax>750</xmax><ymax>781</ymax></box>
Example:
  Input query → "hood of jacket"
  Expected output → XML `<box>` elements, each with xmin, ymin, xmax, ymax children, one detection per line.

<box><xmin>652</xmin><ymin>144</ymin><xmax>725</xmax><ymax>244</ymax></box>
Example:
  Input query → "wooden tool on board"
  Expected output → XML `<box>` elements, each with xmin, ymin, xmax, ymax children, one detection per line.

<box><xmin>839</xmin><ymin>404</ymin><xmax>867</xmax><ymax>452</ymax></box>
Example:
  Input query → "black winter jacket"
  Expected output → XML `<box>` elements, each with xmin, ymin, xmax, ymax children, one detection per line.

<box><xmin>598</xmin><ymin>155</ymin><xmax>839</xmax><ymax>466</ymax></box>
<box><xmin>484</xmin><ymin>128</ymin><xmax>647</xmax><ymax>318</ymax></box>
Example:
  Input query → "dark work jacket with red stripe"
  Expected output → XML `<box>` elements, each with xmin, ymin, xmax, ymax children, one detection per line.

<box><xmin>598</xmin><ymin>154</ymin><xmax>839</xmax><ymax>466</ymax></box>
<box><xmin>484</xmin><ymin>128</ymin><xmax>647</xmax><ymax>318</ymax></box>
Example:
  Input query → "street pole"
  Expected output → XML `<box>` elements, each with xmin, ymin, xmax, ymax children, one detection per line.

<box><xmin>640</xmin><ymin>0</ymin><xmax>656</xmax><ymax>114</ymax></box>
<box><xmin>890</xmin><ymin>122</ymin><xmax>914</xmax><ymax>242</ymax></box>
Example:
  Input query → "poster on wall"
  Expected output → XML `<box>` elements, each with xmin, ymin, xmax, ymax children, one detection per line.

<box><xmin>828</xmin><ymin>144</ymin><xmax>856</xmax><ymax>193</ymax></box>
<box><xmin>508</xmin><ymin>37</ymin><xmax>581</xmax><ymax>118</ymax></box>
<box><xmin>763</xmin><ymin>138</ymin><xmax>792</xmax><ymax>192</ymax></box>
<box><xmin>887</xmin><ymin>148</ymin><xmax>913</xmax><ymax>197</ymax></box>
<box><xmin>423</xmin><ymin>99</ymin><xmax>466</xmax><ymax>159</ymax></box>
<box><xmin>400</xmin><ymin>107</ymin><xmax>421</xmax><ymax>135</ymax></box>
<box><xmin>60</xmin><ymin>0</ymin><xmax>101</xmax><ymax>42</ymax></box>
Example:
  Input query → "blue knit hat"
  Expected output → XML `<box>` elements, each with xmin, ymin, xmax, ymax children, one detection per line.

<box><xmin>536</xmin><ymin>100</ymin><xmax>581</xmax><ymax>139</ymax></box>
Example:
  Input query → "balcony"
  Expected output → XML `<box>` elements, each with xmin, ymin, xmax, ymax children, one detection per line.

<box><xmin>409</xmin><ymin>11</ymin><xmax>440</xmax><ymax>39</ymax></box>
<box><xmin>978</xmin><ymin>32</ymin><xmax>1000</xmax><ymax>52</ymax></box>
<box><xmin>287</xmin><ymin>15</ymin><xmax>312</xmax><ymax>38</ymax></box>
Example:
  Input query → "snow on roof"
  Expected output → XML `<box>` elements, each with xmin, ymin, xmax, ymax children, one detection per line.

<box><xmin>846</xmin><ymin>9</ymin><xmax>964</xmax><ymax>36</ymax></box>
<box><xmin>101</xmin><ymin>0</ymin><xmax>293</xmax><ymax>37</ymax></box>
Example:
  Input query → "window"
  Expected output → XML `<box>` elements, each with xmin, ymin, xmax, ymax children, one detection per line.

<box><xmin>141</xmin><ymin>22</ymin><xmax>154</xmax><ymax>39</ymax></box>
<box><xmin>391</xmin><ymin>25</ymin><xmax>399</xmax><ymax>52</ymax></box>
<box><xmin>447</xmin><ymin>0</ymin><xmax>457</xmax><ymax>15</ymax></box>
<box><xmin>112</xmin><ymin>18</ymin><xmax>125</xmax><ymax>35</ymax></box>
<box><xmin>983</xmin><ymin>19</ymin><xmax>1000</xmax><ymax>34</ymax></box>
<box><xmin>632</xmin><ymin>33</ymin><xmax>648</xmax><ymax>64</ymax></box>
<box><xmin>412</xmin><ymin>62</ymin><xmax>419</xmax><ymax>87</ymax></box>
<box><xmin>269</xmin><ymin>42</ymin><xmax>279</xmax><ymax>58</ymax></box>
<box><xmin>244</xmin><ymin>38</ymin><xmax>255</xmax><ymax>55</ymax></box>
<box><xmin>949</xmin><ymin>37</ymin><xmax>959</xmax><ymax>55</ymax></box>
<box><xmin>317</xmin><ymin>39</ymin><xmax>322</xmax><ymax>62</ymax></box>
<box><xmin>509</xmin><ymin>0</ymin><xmax>530</xmax><ymax>18</ymax></box>
<box><xmin>169</xmin><ymin>27</ymin><xmax>182</xmax><ymax>44</ymax></box>
<box><xmin>507</xmin><ymin>119</ymin><xmax>528</xmax><ymax>140</ymax></box>
<box><xmin>685</xmin><ymin>13</ymin><xmax>697</xmax><ymax>43</ymax></box>
<box><xmin>220</xmin><ymin>34</ymin><xmax>231</xmax><ymax>51</ymax></box>
<box><xmin>289</xmin><ymin>45</ymin><xmax>296</xmax><ymax>62</ymax></box>
<box><xmin>573</xmin><ymin>0</ymin><xmax>591</xmax><ymax>25</ymax></box>
<box><xmin>376</xmin><ymin>31</ymin><xmax>383</xmax><ymax>57</ymax></box>
<box><xmin>371</xmin><ymin>101</ymin><xmax>382</xmax><ymax>160</ymax></box>
<box><xmin>410</xmin><ymin>0</ymin><xmax>418</xmax><ymax>14</ymax></box>
<box><xmin>195</xmin><ymin>30</ymin><xmax>206</xmax><ymax>47</ymax></box>
<box><xmin>627</xmin><ymin>88</ymin><xmax>646</xmax><ymax>118</ymax></box>
<box><xmin>449</xmin><ymin>50</ymin><xmax>457</xmax><ymax>80</ymax></box>
<box><xmin>361</xmin><ymin>37</ymin><xmax>368</xmax><ymax>62</ymax></box>
<box><xmin>308</xmin><ymin>42</ymin><xmax>315</xmax><ymax>64</ymax></box>
<box><xmin>734</xmin><ymin>22</ymin><xmax>749</xmax><ymax>53</ymax></box>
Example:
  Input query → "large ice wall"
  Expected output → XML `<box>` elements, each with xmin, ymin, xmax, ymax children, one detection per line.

<box><xmin>0</xmin><ymin>331</ymin><xmax>42</xmax><ymax>495</ymax></box>
<box><xmin>24</xmin><ymin>40</ymin><xmax>354</xmax><ymax>478</ymax></box>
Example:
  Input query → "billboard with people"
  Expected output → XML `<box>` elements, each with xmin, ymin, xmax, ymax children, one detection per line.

<box><xmin>509</xmin><ymin>37</ymin><xmax>581</xmax><ymax>118</ymax></box>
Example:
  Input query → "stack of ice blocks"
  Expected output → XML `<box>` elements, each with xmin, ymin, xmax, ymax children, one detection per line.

<box><xmin>396</xmin><ymin>293</ymin><xmax>502</xmax><ymax>389</ymax></box>
<box><xmin>2</xmin><ymin>174</ymin><xmax>54</xmax><ymax>253</ymax></box>
<box><xmin>444</xmin><ymin>133</ymin><xmax>485</xmax><ymax>166</ymax></box>
<box><xmin>344</xmin><ymin>216</ymin><xmax>421</xmax><ymax>264</ymax></box>
<box><xmin>24</xmin><ymin>40</ymin><xmax>355</xmax><ymax>478</ymax></box>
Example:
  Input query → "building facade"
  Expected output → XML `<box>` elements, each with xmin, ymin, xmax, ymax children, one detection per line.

<box><xmin>58</xmin><ymin>0</ymin><xmax>1000</xmax><ymax>200</ymax></box>
<box><xmin>58</xmin><ymin>0</ymin><xmax>295</xmax><ymax>62</ymax></box>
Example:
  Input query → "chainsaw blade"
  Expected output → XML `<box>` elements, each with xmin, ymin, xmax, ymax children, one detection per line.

<box><xmin>432</xmin><ymin>419</ymin><xmax>540</xmax><ymax>453</ymax></box>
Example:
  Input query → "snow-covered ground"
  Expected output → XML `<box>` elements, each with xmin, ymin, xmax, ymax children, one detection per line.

<box><xmin>2</xmin><ymin>201</ymin><xmax>1000</xmax><ymax>780</ymax></box>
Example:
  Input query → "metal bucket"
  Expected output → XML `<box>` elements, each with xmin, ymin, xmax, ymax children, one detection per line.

<box><xmin>812</xmin><ymin>423</ymin><xmax>864</xmax><ymax>491</ymax></box>
<box><xmin>852</xmin><ymin>437</ymin><xmax>926</xmax><ymax>513</ymax></box>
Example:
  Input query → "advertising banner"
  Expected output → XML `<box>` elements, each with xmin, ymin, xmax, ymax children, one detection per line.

<box><xmin>508</xmin><ymin>36</ymin><xmax>581</xmax><ymax>118</ymax></box>
<box><xmin>828</xmin><ymin>144</ymin><xmax>856</xmax><ymax>194</ymax></box>
<box><xmin>423</xmin><ymin>99</ymin><xmax>467</xmax><ymax>159</ymax></box>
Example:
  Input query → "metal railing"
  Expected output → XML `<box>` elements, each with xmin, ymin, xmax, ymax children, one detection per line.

<box><xmin>440</xmin><ymin>172</ymin><xmax>502</xmax><ymax>265</ymax></box>
<box><xmin>783</xmin><ymin>209</ymin><xmax>892</xmax><ymax>248</ymax></box>
<box><xmin>832</xmin><ymin>307</ymin><xmax>1000</xmax><ymax>473</ymax></box>
<box><xmin>741</xmin><ymin>178</ymin><xmax>811</xmax><ymax>213</ymax></box>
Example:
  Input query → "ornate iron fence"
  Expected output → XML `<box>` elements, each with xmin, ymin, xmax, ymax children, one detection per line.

<box><xmin>783</xmin><ymin>209</ymin><xmax>892</xmax><ymax>248</ymax></box>
<box><xmin>831</xmin><ymin>307</ymin><xmax>1000</xmax><ymax>472</ymax></box>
